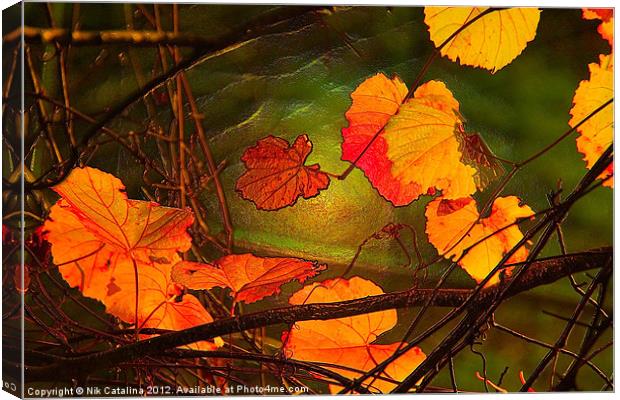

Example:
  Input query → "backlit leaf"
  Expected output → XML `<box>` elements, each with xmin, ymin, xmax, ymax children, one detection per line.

<box><xmin>236</xmin><ymin>134</ymin><xmax>330</xmax><ymax>210</ymax></box>
<box><xmin>425</xmin><ymin>196</ymin><xmax>534</xmax><ymax>285</ymax></box>
<box><xmin>283</xmin><ymin>277</ymin><xmax>426</xmax><ymax>393</ymax></box>
<box><xmin>455</xmin><ymin>125</ymin><xmax>505</xmax><ymax>191</ymax></box>
<box><xmin>583</xmin><ymin>8</ymin><xmax>614</xmax><ymax>46</ymax></box>
<box><xmin>172</xmin><ymin>253</ymin><xmax>326</xmax><ymax>304</ymax></box>
<box><xmin>341</xmin><ymin>74</ymin><xmax>477</xmax><ymax>206</ymax></box>
<box><xmin>43</xmin><ymin>167</ymin><xmax>215</xmax><ymax>348</ymax></box>
<box><xmin>569</xmin><ymin>54</ymin><xmax>614</xmax><ymax>188</ymax></box>
<box><xmin>341</xmin><ymin>73</ymin><xmax>410</xmax><ymax>205</ymax></box>
<box><xmin>424</xmin><ymin>7</ymin><xmax>541</xmax><ymax>73</ymax></box>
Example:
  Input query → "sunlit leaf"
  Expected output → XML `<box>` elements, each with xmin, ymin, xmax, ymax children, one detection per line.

<box><xmin>341</xmin><ymin>74</ymin><xmax>477</xmax><ymax>206</ymax></box>
<box><xmin>425</xmin><ymin>196</ymin><xmax>534</xmax><ymax>285</ymax></box>
<box><xmin>283</xmin><ymin>277</ymin><xmax>426</xmax><ymax>393</ymax></box>
<box><xmin>172</xmin><ymin>253</ymin><xmax>326</xmax><ymax>304</ymax></box>
<box><xmin>236</xmin><ymin>134</ymin><xmax>330</xmax><ymax>210</ymax></box>
<box><xmin>43</xmin><ymin>167</ymin><xmax>215</xmax><ymax>348</ymax></box>
<box><xmin>455</xmin><ymin>125</ymin><xmax>505</xmax><ymax>191</ymax></box>
<box><xmin>569</xmin><ymin>53</ymin><xmax>614</xmax><ymax>188</ymax></box>
<box><xmin>424</xmin><ymin>7</ymin><xmax>541</xmax><ymax>72</ymax></box>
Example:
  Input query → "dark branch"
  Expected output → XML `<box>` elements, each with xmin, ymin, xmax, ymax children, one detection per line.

<box><xmin>25</xmin><ymin>248</ymin><xmax>611</xmax><ymax>382</ymax></box>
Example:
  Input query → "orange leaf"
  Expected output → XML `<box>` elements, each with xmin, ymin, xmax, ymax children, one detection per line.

<box><xmin>43</xmin><ymin>167</ymin><xmax>215</xmax><ymax>348</ymax></box>
<box><xmin>425</xmin><ymin>196</ymin><xmax>534</xmax><ymax>285</ymax></box>
<box><xmin>583</xmin><ymin>8</ymin><xmax>614</xmax><ymax>46</ymax></box>
<box><xmin>236</xmin><ymin>134</ymin><xmax>330</xmax><ymax>210</ymax></box>
<box><xmin>424</xmin><ymin>7</ymin><xmax>541</xmax><ymax>73</ymax></box>
<box><xmin>342</xmin><ymin>74</ymin><xmax>477</xmax><ymax>206</ymax></box>
<box><xmin>569</xmin><ymin>54</ymin><xmax>613</xmax><ymax>188</ymax></box>
<box><xmin>172</xmin><ymin>253</ymin><xmax>326</xmax><ymax>304</ymax></box>
<box><xmin>283</xmin><ymin>277</ymin><xmax>426</xmax><ymax>393</ymax></box>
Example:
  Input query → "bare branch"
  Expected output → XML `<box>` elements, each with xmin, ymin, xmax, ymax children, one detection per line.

<box><xmin>25</xmin><ymin>248</ymin><xmax>611</xmax><ymax>382</ymax></box>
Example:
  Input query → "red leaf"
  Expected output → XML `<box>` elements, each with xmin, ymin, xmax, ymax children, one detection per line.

<box><xmin>236</xmin><ymin>134</ymin><xmax>330</xmax><ymax>210</ymax></box>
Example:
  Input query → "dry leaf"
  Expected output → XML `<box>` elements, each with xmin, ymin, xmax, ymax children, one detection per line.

<box><xmin>283</xmin><ymin>277</ymin><xmax>426</xmax><ymax>393</ymax></box>
<box><xmin>236</xmin><ymin>134</ymin><xmax>330</xmax><ymax>210</ymax></box>
<box><xmin>569</xmin><ymin>53</ymin><xmax>614</xmax><ymax>188</ymax></box>
<box><xmin>425</xmin><ymin>196</ymin><xmax>534</xmax><ymax>285</ymax></box>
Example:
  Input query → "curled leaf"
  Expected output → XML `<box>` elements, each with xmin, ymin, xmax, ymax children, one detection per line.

<box><xmin>424</xmin><ymin>7</ymin><xmax>541</xmax><ymax>72</ymax></box>
<box><xmin>569</xmin><ymin>54</ymin><xmax>614</xmax><ymax>188</ymax></box>
<box><xmin>172</xmin><ymin>253</ymin><xmax>326</xmax><ymax>304</ymax></box>
<box><xmin>283</xmin><ymin>277</ymin><xmax>426</xmax><ymax>393</ymax></box>
<box><xmin>236</xmin><ymin>134</ymin><xmax>330</xmax><ymax>210</ymax></box>
<box><xmin>425</xmin><ymin>196</ymin><xmax>534</xmax><ymax>285</ymax></box>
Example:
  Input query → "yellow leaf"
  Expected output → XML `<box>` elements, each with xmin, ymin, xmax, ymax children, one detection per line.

<box><xmin>569</xmin><ymin>53</ymin><xmax>614</xmax><ymax>188</ymax></box>
<box><xmin>172</xmin><ymin>253</ymin><xmax>326</xmax><ymax>304</ymax></box>
<box><xmin>283</xmin><ymin>277</ymin><xmax>426</xmax><ymax>393</ymax></box>
<box><xmin>425</xmin><ymin>196</ymin><xmax>534</xmax><ymax>285</ymax></box>
<box><xmin>383</xmin><ymin>80</ymin><xmax>477</xmax><ymax>202</ymax></box>
<box><xmin>583</xmin><ymin>8</ymin><xmax>613</xmax><ymax>47</ymax></box>
<box><xmin>424</xmin><ymin>7</ymin><xmax>541</xmax><ymax>72</ymax></box>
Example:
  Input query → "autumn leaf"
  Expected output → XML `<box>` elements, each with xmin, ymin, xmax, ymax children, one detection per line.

<box><xmin>341</xmin><ymin>73</ymin><xmax>410</xmax><ymax>205</ymax></box>
<box><xmin>569</xmin><ymin>53</ymin><xmax>614</xmax><ymax>188</ymax></box>
<box><xmin>236</xmin><ymin>134</ymin><xmax>330</xmax><ymax>210</ymax></box>
<box><xmin>282</xmin><ymin>277</ymin><xmax>426</xmax><ymax>393</ymax></box>
<box><xmin>43</xmin><ymin>167</ymin><xmax>216</xmax><ymax>348</ymax></box>
<box><xmin>342</xmin><ymin>74</ymin><xmax>477</xmax><ymax>206</ymax></box>
<box><xmin>583</xmin><ymin>8</ymin><xmax>613</xmax><ymax>46</ymax></box>
<box><xmin>455</xmin><ymin>125</ymin><xmax>505</xmax><ymax>191</ymax></box>
<box><xmin>172</xmin><ymin>253</ymin><xmax>326</xmax><ymax>304</ymax></box>
<box><xmin>425</xmin><ymin>196</ymin><xmax>534</xmax><ymax>285</ymax></box>
<box><xmin>424</xmin><ymin>7</ymin><xmax>541</xmax><ymax>73</ymax></box>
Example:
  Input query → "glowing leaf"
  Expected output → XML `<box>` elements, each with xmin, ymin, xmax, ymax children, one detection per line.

<box><xmin>172</xmin><ymin>254</ymin><xmax>326</xmax><ymax>304</ymax></box>
<box><xmin>569</xmin><ymin>54</ymin><xmax>614</xmax><ymax>188</ymax></box>
<box><xmin>583</xmin><ymin>8</ymin><xmax>613</xmax><ymax>46</ymax></box>
<box><xmin>424</xmin><ymin>7</ymin><xmax>541</xmax><ymax>72</ymax></box>
<box><xmin>341</xmin><ymin>73</ymin><xmax>410</xmax><ymax>204</ymax></box>
<box><xmin>283</xmin><ymin>277</ymin><xmax>426</xmax><ymax>393</ymax></box>
<box><xmin>342</xmin><ymin>74</ymin><xmax>477</xmax><ymax>206</ymax></box>
<box><xmin>236</xmin><ymin>134</ymin><xmax>330</xmax><ymax>210</ymax></box>
<box><xmin>43</xmin><ymin>167</ymin><xmax>215</xmax><ymax>348</ymax></box>
<box><xmin>425</xmin><ymin>196</ymin><xmax>534</xmax><ymax>285</ymax></box>
<box><xmin>384</xmin><ymin>81</ymin><xmax>477</xmax><ymax>203</ymax></box>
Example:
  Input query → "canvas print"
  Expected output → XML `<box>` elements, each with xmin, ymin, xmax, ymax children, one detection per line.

<box><xmin>2</xmin><ymin>2</ymin><xmax>614</xmax><ymax>397</ymax></box>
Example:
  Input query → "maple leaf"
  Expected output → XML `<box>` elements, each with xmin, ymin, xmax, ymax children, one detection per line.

<box><xmin>172</xmin><ymin>253</ymin><xmax>326</xmax><ymax>304</ymax></box>
<box><xmin>424</xmin><ymin>7</ymin><xmax>541</xmax><ymax>73</ymax></box>
<box><xmin>236</xmin><ymin>134</ymin><xmax>330</xmax><ymax>210</ymax></box>
<box><xmin>569</xmin><ymin>54</ymin><xmax>614</xmax><ymax>188</ymax></box>
<box><xmin>425</xmin><ymin>196</ymin><xmax>534</xmax><ymax>285</ymax></box>
<box><xmin>282</xmin><ymin>277</ymin><xmax>426</xmax><ymax>393</ymax></box>
<box><xmin>583</xmin><ymin>8</ymin><xmax>614</xmax><ymax>46</ymax></box>
<box><xmin>43</xmin><ymin>167</ymin><xmax>216</xmax><ymax>348</ymax></box>
<box><xmin>342</xmin><ymin>73</ymin><xmax>477</xmax><ymax>206</ymax></box>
